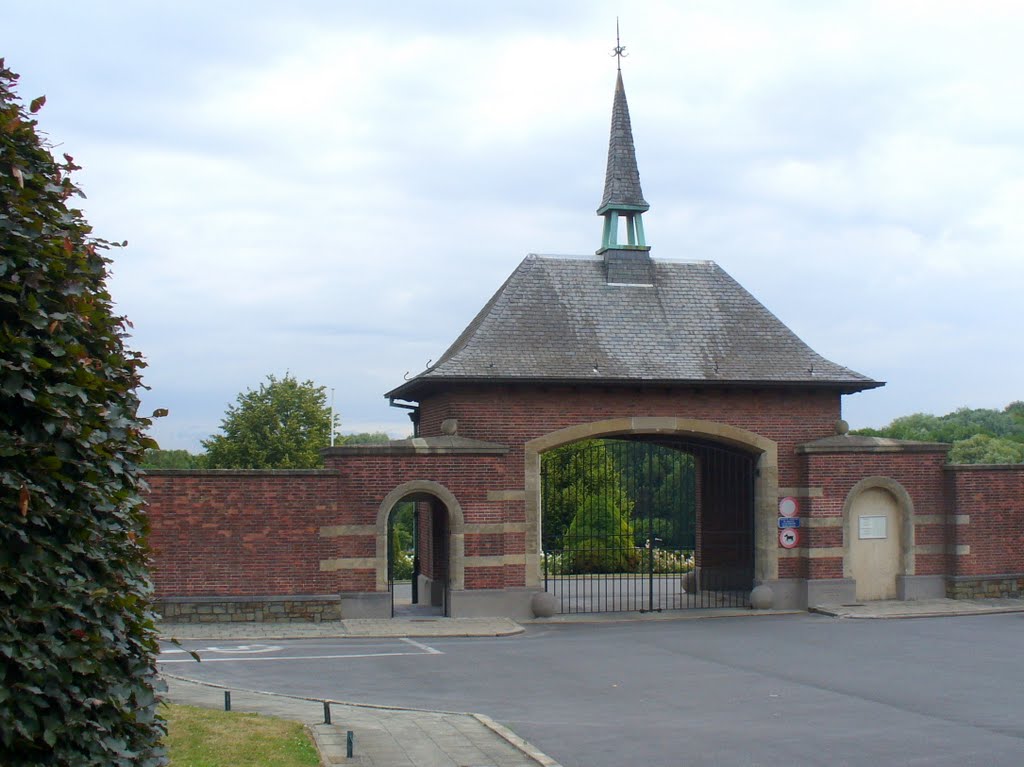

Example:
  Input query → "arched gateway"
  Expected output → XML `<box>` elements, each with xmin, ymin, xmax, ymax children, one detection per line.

<box><xmin>147</xmin><ymin>56</ymin><xmax>1004</xmax><ymax>626</ymax></box>
<box><xmin>524</xmin><ymin>418</ymin><xmax>779</xmax><ymax>614</ymax></box>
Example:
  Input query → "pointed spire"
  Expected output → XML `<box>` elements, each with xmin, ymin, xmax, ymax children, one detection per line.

<box><xmin>597</xmin><ymin>27</ymin><xmax>650</xmax><ymax>259</ymax></box>
<box><xmin>598</xmin><ymin>70</ymin><xmax>649</xmax><ymax>215</ymax></box>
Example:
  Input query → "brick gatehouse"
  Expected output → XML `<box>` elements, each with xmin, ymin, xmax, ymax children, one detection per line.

<box><xmin>146</xmin><ymin>68</ymin><xmax>1024</xmax><ymax>623</ymax></box>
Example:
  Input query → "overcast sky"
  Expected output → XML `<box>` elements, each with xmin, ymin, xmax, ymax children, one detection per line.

<box><xmin>6</xmin><ymin>1</ymin><xmax>1023</xmax><ymax>450</ymax></box>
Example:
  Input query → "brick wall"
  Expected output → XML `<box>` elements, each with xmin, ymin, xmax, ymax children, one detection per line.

<box><xmin>416</xmin><ymin>385</ymin><xmax>842</xmax><ymax>486</ymax></box>
<box><xmin>143</xmin><ymin>389</ymin><xmax>1024</xmax><ymax>613</ymax></box>
<box><xmin>146</xmin><ymin>384</ymin><xmax>846</xmax><ymax>605</ymax></box>
<box><xmin>146</xmin><ymin>470</ymin><xmax>343</xmax><ymax>598</ymax></box>
<box><xmin>945</xmin><ymin>465</ymin><xmax>1024</xmax><ymax>595</ymax></box>
<box><xmin>801</xmin><ymin>449</ymin><xmax>950</xmax><ymax>579</ymax></box>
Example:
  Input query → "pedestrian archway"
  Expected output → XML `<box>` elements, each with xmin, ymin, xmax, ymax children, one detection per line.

<box><xmin>376</xmin><ymin>481</ymin><xmax>465</xmax><ymax>617</ymax></box>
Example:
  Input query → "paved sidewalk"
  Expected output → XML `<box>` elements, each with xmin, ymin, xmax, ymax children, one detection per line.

<box><xmin>159</xmin><ymin>597</ymin><xmax>1024</xmax><ymax>642</ymax></box>
<box><xmin>160</xmin><ymin>616</ymin><xmax>524</xmax><ymax>640</ymax></box>
<box><xmin>811</xmin><ymin>597</ymin><xmax>1024</xmax><ymax>619</ymax></box>
<box><xmin>163</xmin><ymin>674</ymin><xmax>558</xmax><ymax>767</ymax></box>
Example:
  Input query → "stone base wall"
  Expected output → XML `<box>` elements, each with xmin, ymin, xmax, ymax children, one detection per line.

<box><xmin>946</xmin><ymin>574</ymin><xmax>1024</xmax><ymax>600</ymax></box>
<box><xmin>156</xmin><ymin>596</ymin><xmax>341</xmax><ymax>624</ymax></box>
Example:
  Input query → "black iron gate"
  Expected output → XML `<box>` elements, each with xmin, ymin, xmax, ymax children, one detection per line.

<box><xmin>541</xmin><ymin>437</ymin><xmax>755</xmax><ymax>614</ymax></box>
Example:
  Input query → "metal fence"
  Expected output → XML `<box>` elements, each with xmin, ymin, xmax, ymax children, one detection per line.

<box><xmin>541</xmin><ymin>437</ymin><xmax>755</xmax><ymax>614</ymax></box>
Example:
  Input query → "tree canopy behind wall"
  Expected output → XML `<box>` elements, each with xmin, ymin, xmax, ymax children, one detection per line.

<box><xmin>854</xmin><ymin>402</ymin><xmax>1024</xmax><ymax>464</ymax></box>
<box><xmin>202</xmin><ymin>373</ymin><xmax>334</xmax><ymax>468</ymax></box>
<box><xmin>0</xmin><ymin>61</ymin><xmax>165</xmax><ymax>765</ymax></box>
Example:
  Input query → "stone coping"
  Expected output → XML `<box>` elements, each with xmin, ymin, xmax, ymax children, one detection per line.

<box><xmin>323</xmin><ymin>435</ymin><xmax>508</xmax><ymax>457</ymax></box>
<box><xmin>944</xmin><ymin>463</ymin><xmax>1024</xmax><ymax>472</ymax></box>
<box><xmin>797</xmin><ymin>435</ymin><xmax>950</xmax><ymax>454</ymax></box>
<box><xmin>142</xmin><ymin>468</ymin><xmax>338</xmax><ymax>476</ymax></box>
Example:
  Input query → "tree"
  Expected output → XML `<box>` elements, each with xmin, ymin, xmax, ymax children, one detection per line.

<box><xmin>202</xmin><ymin>373</ymin><xmax>334</xmax><ymax>468</ymax></box>
<box><xmin>542</xmin><ymin>440</ymin><xmax>639</xmax><ymax>573</ymax></box>
<box><xmin>389</xmin><ymin>502</ymin><xmax>415</xmax><ymax>581</ymax></box>
<box><xmin>854</xmin><ymin>402</ymin><xmax>1024</xmax><ymax>463</ymax></box>
<box><xmin>0</xmin><ymin>62</ymin><xmax>164</xmax><ymax>765</ymax></box>
<box><xmin>140</xmin><ymin>448</ymin><xmax>206</xmax><ymax>469</ymax></box>
<box><xmin>541</xmin><ymin>439</ymin><xmax>620</xmax><ymax>549</ymax></box>
<box><xmin>562</xmin><ymin>495</ymin><xmax>640</xmax><ymax>574</ymax></box>
<box><xmin>604</xmin><ymin>440</ymin><xmax>697</xmax><ymax>549</ymax></box>
<box><xmin>949</xmin><ymin>434</ymin><xmax>1024</xmax><ymax>465</ymax></box>
<box><xmin>340</xmin><ymin>431</ymin><xmax>391</xmax><ymax>445</ymax></box>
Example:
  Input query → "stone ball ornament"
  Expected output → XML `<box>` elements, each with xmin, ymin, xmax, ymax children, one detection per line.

<box><xmin>531</xmin><ymin>591</ymin><xmax>558</xmax><ymax>618</ymax></box>
<box><xmin>749</xmin><ymin>584</ymin><xmax>774</xmax><ymax>610</ymax></box>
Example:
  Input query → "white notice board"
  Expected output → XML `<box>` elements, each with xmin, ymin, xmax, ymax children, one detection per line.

<box><xmin>859</xmin><ymin>515</ymin><xmax>888</xmax><ymax>540</ymax></box>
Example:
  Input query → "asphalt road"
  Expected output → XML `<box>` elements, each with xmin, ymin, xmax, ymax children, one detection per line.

<box><xmin>160</xmin><ymin>613</ymin><xmax>1024</xmax><ymax>767</ymax></box>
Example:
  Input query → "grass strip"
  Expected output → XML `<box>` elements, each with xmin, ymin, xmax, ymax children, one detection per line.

<box><xmin>164</xmin><ymin>703</ymin><xmax>320</xmax><ymax>767</ymax></box>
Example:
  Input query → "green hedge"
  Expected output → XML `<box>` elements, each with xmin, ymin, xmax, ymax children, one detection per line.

<box><xmin>0</xmin><ymin>61</ymin><xmax>165</xmax><ymax>765</ymax></box>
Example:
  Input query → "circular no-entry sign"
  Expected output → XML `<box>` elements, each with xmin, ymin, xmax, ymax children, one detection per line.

<box><xmin>779</xmin><ymin>496</ymin><xmax>799</xmax><ymax>518</ymax></box>
<box><xmin>779</xmin><ymin>528</ymin><xmax>800</xmax><ymax>549</ymax></box>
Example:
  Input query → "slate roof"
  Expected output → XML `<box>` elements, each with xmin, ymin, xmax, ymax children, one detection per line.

<box><xmin>598</xmin><ymin>71</ymin><xmax>649</xmax><ymax>213</ymax></box>
<box><xmin>386</xmin><ymin>254</ymin><xmax>882</xmax><ymax>400</ymax></box>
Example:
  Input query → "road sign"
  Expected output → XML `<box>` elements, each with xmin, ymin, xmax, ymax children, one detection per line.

<box><xmin>778</xmin><ymin>517</ymin><xmax>800</xmax><ymax>529</ymax></box>
<box><xmin>779</xmin><ymin>497</ymin><xmax>799</xmax><ymax>517</ymax></box>
<box><xmin>779</xmin><ymin>528</ymin><xmax>800</xmax><ymax>549</ymax></box>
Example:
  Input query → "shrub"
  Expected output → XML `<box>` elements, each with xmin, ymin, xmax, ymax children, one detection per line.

<box><xmin>391</xmin><ymin>549</ymin><xmax>414</xmax><ymax>581</ymax></box>
<box><xmin>561</xmin><ymin>496</ymin><xmax>640</xmax><ymax>574</ymax></box>
<box><xmin>0</xmin><ymin>61</ymin><xmax>164</xmax><ymax>765</ymax></box>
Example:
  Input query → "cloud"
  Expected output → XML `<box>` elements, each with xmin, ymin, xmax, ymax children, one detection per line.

<box><xmin>6</xmin><ymin>1</ymin><xmax>1023</xmax><ymax>449</ymax></box>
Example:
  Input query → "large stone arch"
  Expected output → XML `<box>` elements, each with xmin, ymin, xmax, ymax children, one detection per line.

<box><xmin>841</xmin><ymin>476</ymin><xmax>916</xmax><ymax>583</ymax></box>
<box><xmin>375</xmin><ymin>480</ymin><xmax>466</xmax><ymax>592</ymax></box>
<box><xmin>522</xmin><ymin>417</ymin><xmax>779</xmax><ymax>589</ymax></box>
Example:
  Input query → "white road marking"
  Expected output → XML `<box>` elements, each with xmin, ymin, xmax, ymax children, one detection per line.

<box><xmin>158</xmin><ymin>649</ymin><xmax>440</xmax><ymax>664</ymax></box>
<box><xmin>399</xmin><ymin>637</ymin><xmax>443</xmax><ymax>655</ymax></box>
<box><xmin>203</xmin><ymin>644</ymin><xmax>283</xmax><ymax>654</ymax></box>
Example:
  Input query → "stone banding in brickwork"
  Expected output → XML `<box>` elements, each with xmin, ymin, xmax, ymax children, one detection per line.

<box><xmin>778</xmin><ymin>487</ymin><xmax>824</xmax><ymax>498</ymax></box>
<box><xmin>320</xmin><ymin>558</ymin><xmax>377</xmax><ymax>571</ymax></box>
<box><xmin>805</xmin><ymin>518</ymin><xmax>841</xmax><ymax>528</ymax></box>
<box><xmin>464</xmin><ymin>523</ymin><xmax>527</xmax><ymax>534</ymax></box>
<box><xmin>487</xmin><ymin>490</ymin><xmax>527</xmax><ymax>502</ymax></box>
<box><xmin>464</xmin><ymin>555</ymin><xmax>527</xmax><ymax>566</ymax></box>
<box><xmin>805</xmin><ymin>548</ymin><xmax>844</xmax><ymax>559</ymax></box>
<box><xmin>912</xmin><ymin>514</ymin><xmax>970</xmax><ymax>525</ymax></box>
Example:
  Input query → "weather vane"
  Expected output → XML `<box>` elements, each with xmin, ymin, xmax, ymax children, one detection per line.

<box><xmin>611</xmin><ymin>17</ymin><xmax>627</xmax><ymax>71</ymax></box>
